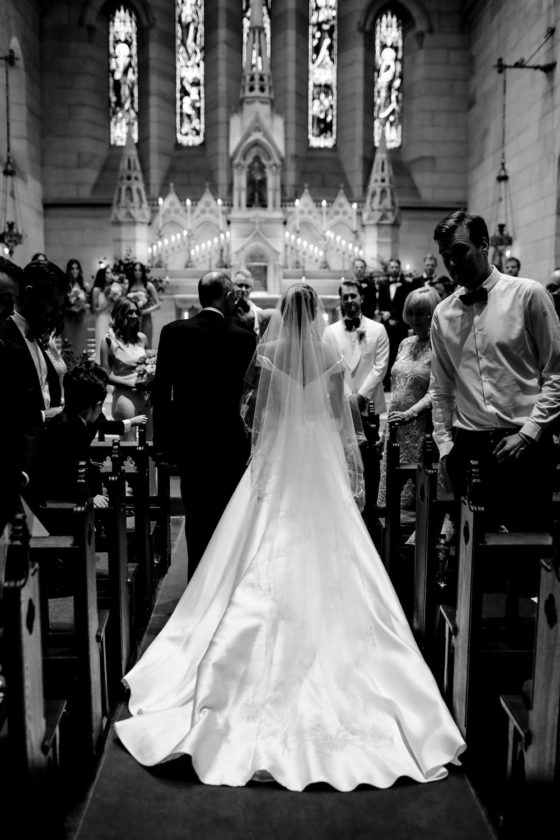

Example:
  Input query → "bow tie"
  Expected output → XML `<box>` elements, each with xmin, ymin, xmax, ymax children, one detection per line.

<box><xmin>344</xmin><ymin>317</ymin><xmax>361</xmax><ymax>332</ymax></box>
<box><xmin>389</xmin><ymin>279</ymin><xmax>401</xmax><ymax>285</ymax></box>
<box><xmin>459</xmin><ymin>286</ymin><xmax>488</xmax><ymax>306</ymax></box>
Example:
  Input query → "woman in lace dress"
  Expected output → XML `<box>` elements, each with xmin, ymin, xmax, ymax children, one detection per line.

<box><xmin>378</xmin><ymin>287</ymin><xmax>443</xmax><ymax>510</ymax></box>
<box><xmin>115</xmin><ymin>283</ymin><xmax>464</xmax><ymax>790</ymax></box>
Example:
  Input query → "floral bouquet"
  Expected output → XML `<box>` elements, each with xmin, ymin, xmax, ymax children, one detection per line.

<box><xmin>128</xmin><ymin>288</ymin><xmax>150</xmax><ymax>311</ymax></box>
<box><xmin>67</xmin><ymin>284</ymin><xmax>88</xmax><ymax>315</ymax></box>
<box><xmin>107</xmin><ymin>281</ymin><xmax>124</xmax><ymax>303</ymax></box>
<box><xmin>135</xmin><ymin>351</ymin><xmax>157</xmax><ymax>403</ymax></box>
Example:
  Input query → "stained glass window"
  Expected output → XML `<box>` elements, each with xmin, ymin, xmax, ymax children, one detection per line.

<box><xmin>373</xmin><ymin>11</ymin><xmax>403</xmax><ymax>149</ymax></box>
<box><xmin>109</xmin><ymin>6</ymin><xmax>138</xmax><ymax>145</ymax></box>
<box><xmin>308</xmin><ymin>0</ymin><xmax>337</xmax><ymax>148</ymax></box>
<box><xmin>243</xmin><ymin>0</ymin><xmax>271</xmax><ymax>69</ymax></box>
<box><xmin>176</xmin><ymin>0</ymin><xmax>205</xmax><ymax>146</ymax></box>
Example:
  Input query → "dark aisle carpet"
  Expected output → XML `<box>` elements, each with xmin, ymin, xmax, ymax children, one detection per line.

<box><xmin>73</xmin><ymin>518</ymin><xmax>496</xmax><ymax>840</ymax></box>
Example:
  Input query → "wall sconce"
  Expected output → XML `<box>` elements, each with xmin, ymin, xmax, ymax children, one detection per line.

<box><xmin>0</xmin><ymin>50</ymin><xmax>23</xmax><ymax>257</ymax></box>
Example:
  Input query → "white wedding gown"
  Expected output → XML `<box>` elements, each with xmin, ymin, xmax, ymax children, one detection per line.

<box><xmin>115</xmin><ymin>357</ymin><xmax>465</xmax><ymax>792</ymax></box>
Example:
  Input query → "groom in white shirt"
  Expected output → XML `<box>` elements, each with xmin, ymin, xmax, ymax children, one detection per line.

<box><xmin>430</xmin><ymin>209</ymin><xmax>560</xmax><ymax>530</ymax></box>
<box><xmin>324</xmin><ymin>280</ymin><xmax>389</xmax><ymax>531</ymax></box>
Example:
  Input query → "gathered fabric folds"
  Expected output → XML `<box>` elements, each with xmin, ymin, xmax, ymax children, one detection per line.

<box><xmin>116</xmin><ymin>284</ymin><xmax>465</xmax><ymax>791</ymax></box>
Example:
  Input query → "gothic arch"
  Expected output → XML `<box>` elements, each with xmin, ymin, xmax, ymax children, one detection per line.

<box><xmin>79</xmin><ymin>0</ymin><xmax>155</xmax><ymax>33</ymax></box>
<box><xmin>231</xmin><ymin>121</ymin><xmax>283</xmax><ymax>211</ymax></box>
<box><xmin>359</xmin><ymin>0</ymin><xmax>433</xmax><ymax>46</ymax></box>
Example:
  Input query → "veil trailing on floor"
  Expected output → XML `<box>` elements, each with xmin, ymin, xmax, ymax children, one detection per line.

<box><xmin>240</xmin><ymin>283</ymin><xmax>365</xmax><ymax>511</ymax></box>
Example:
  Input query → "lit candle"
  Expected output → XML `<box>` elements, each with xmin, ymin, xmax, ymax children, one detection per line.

<box><xmin>186</xmin><ymin>198</ymin><xmax>191</xmax><ymax>231</ymax></box>
<box><xmin>158</xmin><ymin>196</ymin><xmax>163</xmax><ymax>231</ymax></box>
<box><xmin>352</xmin><ymin>202</ymin><xmax>357</xmax><ymax>232</ymax></box>
<box><xmin>217</xmin><ymin>198</ymin><xmax>223</xmax><ymax>232</ymax></box>
<box><xmin>294</xmin><ymin>198</ymin><xmax>300</xmax><ymax>233</ymax></box>
<box><xmin>321</xmin><ymin>199</ymin><xmax>327</xmax><ymax>232</ymax></box>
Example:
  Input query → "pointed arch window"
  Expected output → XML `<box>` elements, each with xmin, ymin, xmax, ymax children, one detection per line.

<box><xmin>176</xmin><ymin>0</ymin><xmax>205</xmax><ymax>146</ymax></box>
<box><xmin>243</xmin><ymin>1</ymin><xmax>271</xmax><ymax>70</ymax></box>
<box><xmin>109</xmin><ymin>6</ymin><xmax>139</xmax><ymax>145</ymax></box>
<box><xmin>308</xmin><ymin>0</ymin><xmax>337</xmax><ymax>148</ymax></box>
<box><xmin>373</xmin><ymin>10</ymin><xmax>403</xmax><ymax>149</ymax></box>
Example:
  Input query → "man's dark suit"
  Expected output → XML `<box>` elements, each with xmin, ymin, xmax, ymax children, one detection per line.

<box><xmin>152</xmin><ymin>309</ymin><xmax>256</xmax><ymax>577</ymax></box>
<box><xmin>358</xmin><ymin>275</ymin><xmax>378</xmax><ymax>319</ymax></box>
<box><xmin>377</xmin><ymin>280</ymin><xmax>410</xmax><ymax>386</ymax></box>
<box><xmin>0</xmin><ymin>318</ymin><xmax>62</xmax><ymax>524</ymax></box>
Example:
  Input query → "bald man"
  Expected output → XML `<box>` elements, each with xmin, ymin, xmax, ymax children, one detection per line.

<box><xmin>152</xmin><ymin>271</ymin><xmax>256</xmax><ymax>577</ymax></box>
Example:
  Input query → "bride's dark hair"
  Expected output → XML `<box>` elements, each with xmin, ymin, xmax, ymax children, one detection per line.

<box><xmin>280</xmin><ymin>283</ymin><xmax>318</xmax><ymax>328</ymax></box>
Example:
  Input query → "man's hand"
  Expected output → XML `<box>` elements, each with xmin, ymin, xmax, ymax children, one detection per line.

<box><xmin>93</xmin><ymin>494</ymin><xmax>109</xmax><ymax>509</ymax></box>
<box><xmin>493</xmin><ymin>433</ymin><xmax>529</xmax><ymax>463</ymax></box>
<box><xmin>131</xmin><ymin>414</ymin><xmax>148</xmax><ymax>427</ymax></box>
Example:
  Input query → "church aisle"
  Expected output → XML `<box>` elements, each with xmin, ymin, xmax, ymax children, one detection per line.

<box><xmin>73</xmin><ymin>519</ymin><xmax>496</xmax><ymax>840</ymax></box>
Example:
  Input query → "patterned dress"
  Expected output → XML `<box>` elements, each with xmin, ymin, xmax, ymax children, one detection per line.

<box><xmin>378</xmin><ymin>335</ymin><xmax>433</xmax><ymax>509</ymax></box>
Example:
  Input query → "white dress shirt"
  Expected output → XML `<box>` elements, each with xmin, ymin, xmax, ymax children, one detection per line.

<box><xmin>12</xmin><ymin>310</ymin><xmax>51</xmax><ymax>410</ymax></box>
<box><xmin>430</xmin><ymin>267</ymin><xmax>560</xmax><ymax>456</ymax></box>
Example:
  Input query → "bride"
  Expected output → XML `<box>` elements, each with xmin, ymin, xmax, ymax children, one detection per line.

<box><xmin>115</xmin><ymin>283</ymin><xmax>465</xmax><ymax>791</ymax></box>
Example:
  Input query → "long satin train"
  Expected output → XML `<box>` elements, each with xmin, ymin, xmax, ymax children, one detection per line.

<box><xmin>116</xmin><ymin>413</ymin><xmax>465</xmax><ymax>791</ymax></box>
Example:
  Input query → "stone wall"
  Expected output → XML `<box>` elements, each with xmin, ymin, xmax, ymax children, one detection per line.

<box><xmin>0</xmin><ymin>0</ymin><xmax>45</xmax><ymax>262</ymax></box>
<box><xmin>3</xmin><ymin>0</ymin><xmax>558</xmax><ymax>283</ymax></box>
<box><xmin>466</xmin><ymin>0</ymin><xmax>559</xmax><ymax>283</ymax></box>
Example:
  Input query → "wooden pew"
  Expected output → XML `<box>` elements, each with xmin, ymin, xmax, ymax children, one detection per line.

<box><xmin>96</xmin><ymin>441</ymin><xmax>132</xmax><ymax>683</ymax></box>
<box><xmin>31</xmin><ymin>465</ymin><xmax>107</xmax><ymax>764</ymax></box>
<box><xmin>379</xmin><ymin>422</ymin><xmax>417</xmax><ymax>581</ymax></box>
<box><xmin>92</xmin><ymin>428</ymin><xmax>162</xmax><ymax>618</ymax></box>
<box><xmin>413</xmin><ymin>434</ymin><xmax>456</xmax><ymax>655</ymax></box>
<box><xmin>439</xmin><ymin>462</ymin><xmax>550</xmax><ymax>742</ymax></box>
<box><xmin>0</xmin><ymin>511</ymin><xmax>65</xmax><ymax>809</ymax></box>
<box><xmin>499</xmin><ymin>520</ymin><xmax>560</xmax><ymax>825</ymax></box>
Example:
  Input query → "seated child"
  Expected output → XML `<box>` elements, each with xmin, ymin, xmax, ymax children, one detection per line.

<box><xmin>33</xmin><ymin>361</ymin><xmax>147</xmax><ymax>507</ymax></box>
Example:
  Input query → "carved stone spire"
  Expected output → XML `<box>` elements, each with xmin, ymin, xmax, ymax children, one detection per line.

<box><xmin>111</xmin><ymin>130</ymin><xmax>150</xmax><ymax>224</ymax></box>
<box><xmin>242</xmin><ymin>0</ymin><xmax>272</xmax><ymax>102</ymax></box>
<box><xmin>363</xmin><ymin>131</ymin><xmax>399</xmax><ymax>225</ymax></box>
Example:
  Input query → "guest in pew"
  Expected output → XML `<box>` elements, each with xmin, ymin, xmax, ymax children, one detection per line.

<box><xmin>0</xmin><ymin>257</ymin><xmax>31</xmax><ymax>530</ymax></box>
<box><xmin>378</xmin><ymin>287</ymin><xmax>442</xmax><ymax>509</ymax></box>
<box><xmin>377</xmin><ymin>286</ymin><xmax>454</xmax><ymax>544</ymax></box>
<box><xmin>39</xmin><ymin>309</ymin><xmax>68</xmax><ymax>394</ymax></box>
<box><xmin>431</xmin><ymin>209</ymin><xmax>560</xmax><ymax>531</ymax></box>
<box><xmin>34</xmin><ymin>361</ymin><xmax>147</xmax><ymax>508</ymax></box>
<box><xmin>100</xmin><ymin>297</ymin><xmax>153</xmax><ymax>442</ymax></box>
<box><xmin>1</xmin><ymin>259</ymin><xmax>68</xmax><ymax>507</ymax></box>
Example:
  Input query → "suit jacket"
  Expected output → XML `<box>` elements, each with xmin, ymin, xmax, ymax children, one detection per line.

<box><xmin>152</xmin><ymin>309</ymin><xmax>256</xmax><ymax>474</ymax></box>
<box><xmin>359</xmin><ymin>276</ymin><xmax>378</xmax><ymax>320</ymax></box>
<box><xmin>33</xmin><ymin>411</ymin><xmax>127</xmax><ymax>502</ymax></box>
<box><xmin>377</xmin><ymin>280</ymin><xmax>410</xmax><ymax>323</ymax></box>
<box><xmin>323</xmin><ymin>316</ymin><xmax>390</xmax><ymax>415</ymax></box>
<box><xmin>0</xmin><ymin>318</ymin><xmax>62</xmax><ymax>496</ymax></box>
